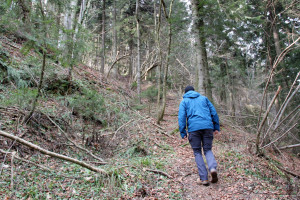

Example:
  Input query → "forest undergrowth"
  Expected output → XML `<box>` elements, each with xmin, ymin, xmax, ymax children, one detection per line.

<box><xmin>0</xmin><ymin>35</ymin><xmax>300</xmax><ymax>199</ymax></box>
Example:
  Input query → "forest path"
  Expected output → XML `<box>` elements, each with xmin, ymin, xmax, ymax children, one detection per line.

<box><xmin>159</xmin><ymin>93</ymin><xmax>285</xmax><ymax>199</ymax></box>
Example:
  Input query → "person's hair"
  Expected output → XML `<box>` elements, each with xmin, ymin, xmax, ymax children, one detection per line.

<box><xmin>184</xmin><ymin>85</ymin><xmax>194</xmax><ymax>93</ymax></box>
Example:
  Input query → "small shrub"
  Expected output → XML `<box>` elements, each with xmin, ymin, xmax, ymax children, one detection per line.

<box><xmin>131</xmin><ymin>81</ymin><xmax>137</xmax><ymax>90</ymax></box>
<box><xmin>66</xmin><ymin>87</ymin><xmax>105</xmax><ymax>122</ymax></box>
<box><xmin>141</xmin><ymin>85</ymin><xmax>158</xmax><ymax>102</ymax></box>
<box><xmin>141</xmin><ymin>157</ymin><xmax>152</xmax><ymax>167</ymax></box>
<box><xmin>0</xmin><ymin>88</ymin><xmax>38</xmax><ymax>108</ymax></box>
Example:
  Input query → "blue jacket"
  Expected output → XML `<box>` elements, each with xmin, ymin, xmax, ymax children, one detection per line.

<box><xmin>178</xmin><ymin>91</ymin><xmax>220</xmax><ymax>138</ymax></box>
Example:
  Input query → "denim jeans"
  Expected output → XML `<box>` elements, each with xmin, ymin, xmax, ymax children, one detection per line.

<box><xmin>188</xmin><ymin>129</ymin><xmax>217</xmax><ymax>181</ymax></box>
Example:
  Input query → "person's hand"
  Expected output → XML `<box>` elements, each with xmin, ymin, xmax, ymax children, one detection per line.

<box><xmin>180</xmin><ymin>132</ymin><xmax>187</xmax><ymax>139</ymax></box>
<box><xmin>213</xmin><ymin>130</ymin><xmax>219</xmax><ymax>135</ymax></box>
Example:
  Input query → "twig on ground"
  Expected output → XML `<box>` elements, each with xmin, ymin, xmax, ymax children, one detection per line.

<box><xmin>144</xmin><ymin>168</ymin><xmax>173</xmax><ymax>179</ymax></box>
<box><xmin>10</xmin><ymin>151</ymin><xmax>15</xmax><ymax>189</ymax></box>
<box><xmin>111</xmin><ymin>119</ymin><xmax>135</xmax><ymax>140</ymax></box>
<box><xmin>276</xmin><ymin>165</ymin><xmax>300</xmax><ymax>178</ymax></box>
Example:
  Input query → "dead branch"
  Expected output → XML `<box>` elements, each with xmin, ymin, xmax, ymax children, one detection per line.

<box><xmin>256</xmin><ymin>86</ymin><xmax>281</xmax><ymax>154</ymax></box>
<box><xmin>276</xmin><ymin>165</ymin><xmax>300</xmax><ymax>178</ymax></box>
<box><xmin>263</xmin><ymin>72</ymin><xmax>300</xmax><ymax>141</ymax></box>
<box><xmin>278</xmin><ymin>143</ymin><xmax>300</xmax><ymax>150</ymax></box>
<box><xmin>0</xmin><ymin>130</ymin><xmax>106</xmax><ymax>174</ymax></box>
<box><xmin>275</xmin><ymin>83</ymin><xmax>300</xmax><ymax>127</ymax></box>
<box><xmin>141</xmin><ymin>62</ymin><xmax>160</xmax><ymax>79</ymax></box>
<box><xmin>106</xmin><ymin>54</ymin><xmax>130</xmax><ymax>78</ymax></box>
<box><xmin>44</xmin><ymin>113</ymin><xmax>107</xmax><ymax>164</ymax></box>
<box><xmin>257</xmin><ymin>37</ymin><xmax>300</xmax><ymax>128</ymax></box>
<box><xmin>144</xmin><ymin>168</ymin><xmax>173</xmax><ymax>178</ymax></box>
<box><xmin>175</xmin><ymin>57</ymin><xmax>191</xmax><ymax>78</ymax></box>
<box><xmin>111</xmin><ymin>119</ymin><xmax>135</xmax><ymax>140</ymax></box>
<box><xmin>0</xmin><ymin>149</ymin><xmax>95</xmax><ymax>179</ymax></box>
<box><xmin>261</xmin><ymin>123</ymin><xmax>298</xmax><ymax>149</ymax></box>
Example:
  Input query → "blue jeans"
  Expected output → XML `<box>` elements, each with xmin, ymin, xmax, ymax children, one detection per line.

<box><xmin>188</xmin><ymin>129</ymin><xmax>217</xmax><ymax>181</ymax></box>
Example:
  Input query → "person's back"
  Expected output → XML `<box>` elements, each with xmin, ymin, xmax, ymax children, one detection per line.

<box><xmin>178</xmin><ymin>86</ymin><xmax>220</xmax><ymax>186</ymax></box>
<box><xmin>179</xmin><ymin>90</ymin><xmax>219</xmax><ymax>134</ymax></box>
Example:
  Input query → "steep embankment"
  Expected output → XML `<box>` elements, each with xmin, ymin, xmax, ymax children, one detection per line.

<box><xmin>160</xmin><ymin>94</ymin><xmax>299</xmax><ymax>200</ymax></box>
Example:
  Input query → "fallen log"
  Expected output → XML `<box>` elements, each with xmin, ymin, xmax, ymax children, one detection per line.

<box><xmin>0</xmin><ymin>130</ymin><xmax>106</xmax><ymax>174</ymax></box>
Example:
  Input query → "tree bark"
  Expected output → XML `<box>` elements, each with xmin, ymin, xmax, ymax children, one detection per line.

<box><xmin>157</xmin><ymin>0</ymin><xmax>174</xmax><ymax>124</ymax></box>
<box><xmin>191</xmin><ymin>0</ymin><xmax>205</xmax><ymax>95</ymax></box>
<box><xmin>111</xmin><ymin>0</ymin><xmax>118</xmax><ymax>77</ymax></box>
<box><xmin>155</xmin><ymin>0</ymin><xmax>162</xmax><ymax>111</ymax></box>
<box><xmin>136</xmin><ymin>0</ymin><xmax>141</xmax><ymax>103</ymax></box>
<box><xmin>219</xmin><ymin>63</ymin><xmax>227</xmax><ymax>105</ymax></box>
<box><xmin>100</xmin><ymin>0</ymin><xmax>106</xmax><ymax>74</ymax></box>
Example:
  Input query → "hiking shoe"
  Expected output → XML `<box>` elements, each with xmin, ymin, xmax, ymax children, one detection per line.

<box><xmin>210</xmin><ymin>168</ymin><xmax>218</xmax><ymax>183</ymax></box>
<box><xmin>197</xmin><ymin>178</ymin><xmax>210</xmax><ymax>186</ymax></box>
<box><xmin>202</xmin><ymin>180</ymin><xmax>210</xmax><ymax>186</ymax></box>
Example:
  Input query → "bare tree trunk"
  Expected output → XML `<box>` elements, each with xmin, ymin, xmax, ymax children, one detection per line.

<box><xmin>157</xmin><ymin>0</ymin><xmax>174</xmax><ymax>124</ymax></box>
<box><xmin>111</xmin><ymin>0</ymin><xmax>118</xmax><ymax>77</ymax></box>
<box><xmin>24</xmin><ymin>0</ymin><xmax>47</xmax><ymax>123</ymax></box>
<box><xmin>220</xmin><ymin>63</ymin><xmax>227</xmax><ymax>106</ymax></box>
<box><xmin>136</xmin><ymin>0</ymin><xmax>141</xmax><ymax>103</ymax></box>
<box><xmin>100</xmin><ymin>0</ymin><xmax>106</xmax><ymax>74</ymax></box>
<box><xmin>201</xmin><ymin>38</ymin><xmax>213</xmax><ymax>100</ymax></box>
<box><xmin>191</xmin><ymin>0</ymin><xmax>205</xmax><ymax>95</ymax></box>
<box><xmin>67</xmin><ymin>0</ymin><xmax>79</xmax><ymax>81</ymax></box>
<box><xmin>156</xmin><ymin>0</ymin><xmax>162</xmax><ymax>110</ymax></box>
<box><xmin>128</xmin><ymin>39</ymin><xmax>133</xmax><ymax>79</ymax></box>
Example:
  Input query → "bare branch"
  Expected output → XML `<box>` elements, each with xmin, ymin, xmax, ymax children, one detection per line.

<box><xmin>144</xmin><ymin>168</ymin><xmax>172</xmax><ymax>178</ymax></box>
<box><xmin>106</xmin><ymin>54</ymin><xmax>130</xmax><ymax>78</ymax></box>
<box><xmin>279</xmin><ymin>143</ymin><xmax>300</xmax><ymax>150</ymax></box>
<box><xmin>44</xmin><ymin>113</ymin><xmax>107</xmax><ymax>164</ymax></box>
<box><xmin>0</xmin><ymin>130</ymin><xmax>106</xmax><ymax>174</ymax></box>
<box><xmin>261</xmin><ymin>123</ymin><xmax>298</xmax><ymax>149</ymax></box>
<box><xmin>256</xmin><ymin>86</ymin><xmax>281</xmax><ymax>153</ymax></box>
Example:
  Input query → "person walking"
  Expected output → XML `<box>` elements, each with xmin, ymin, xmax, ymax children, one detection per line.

<box><xmin>178</xmin><ymin>85</ymin><xmax>220</xmax><ymax>186</ymax></box>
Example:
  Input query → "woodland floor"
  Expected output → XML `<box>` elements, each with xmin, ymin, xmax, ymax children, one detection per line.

<box><xmin>1</xmin><ymin>35</ymin><xmax>299</xmax><ymax>199</ymax></box>
<box><xmin>154</xmin><ymin>93</ymin><xmax>299</xmax><ymax>200</ymax></box>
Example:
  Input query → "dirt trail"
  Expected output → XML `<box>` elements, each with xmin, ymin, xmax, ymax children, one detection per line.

<box><xmin>159</xmin><ymin>93</ymin><xmax>294</xmax><ymax>200</ymax></box>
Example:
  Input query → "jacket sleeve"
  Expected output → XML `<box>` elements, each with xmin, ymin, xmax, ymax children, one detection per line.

<box><xmin>207</xmin><ymin>98</ymin><xmax>220</xmax><ymax>131</ymax></box>
<box><xmin>178</xmin><ymin>100</ymin><xmax>187</xmax><ymax>137</ymax></box>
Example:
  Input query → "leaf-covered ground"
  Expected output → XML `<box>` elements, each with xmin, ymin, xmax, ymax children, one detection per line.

<box><xmin>1</xmin><ymin>92</ymin><xmax>299</xmax><ymax>199</ymax></box>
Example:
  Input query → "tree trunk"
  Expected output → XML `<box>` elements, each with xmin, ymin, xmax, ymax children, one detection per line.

<box><xmin>191</xmin><ymin>0</ymin><xmax>205</xmax><ymax>95</ymax></box>
<box><xmin>136</xmin><ymin>0</ymin><xmax>141</xmax><ymax>103</ymax></box>
<box><xmin>24</xmin><ymin>0</ymin><xmax>47</xmax><ymax>124</ymax></box>
<box><xmin>67</xmin><ymin>0</ymin><xmax>79</xmax><ymax>81</ymax></box>
<box><xmin>100</xmin><ymin>0</ymin><xmax>106</xmax><ymax>74</ymax></box>
<box><xmin>111</xmin><ymin>0</ymin><xmax>117</xmax><ymax>78</ymax></box>
<box><xmin>157</xmin><ymin>0</ymin><xmax>174</xmax><ymax>124</ymax></box>
<box><xmin>128</xmin><ymin>39</ymin><xmax>133</xmax><ymax>79</ymax></box>
<box><xmin>156</xmin><ymin>0</ymin><xmax>162</xmax><ymax>110</ymax></box>
<box><xmin>220</xmin><ymin>63</ymin><xmax>227</xmax><ymax>106</ymax></box>
<box><xmin>18</xmin><ymin>0</ymin><xmax>30</xmax><ymax>24</ymax></box>
<box><xmin>201</xmin><ymin>37</ymin><xmax>212</xmax><ymax>100</ymax></box>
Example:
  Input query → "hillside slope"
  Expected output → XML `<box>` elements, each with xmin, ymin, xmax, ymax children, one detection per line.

<box><xmin>1</xmin><ymin>35</ymin><xmax>299</xmax><ymax>199</ymax></box>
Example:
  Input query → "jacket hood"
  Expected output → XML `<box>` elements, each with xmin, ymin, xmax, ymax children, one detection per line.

<box><xmin>183</xmin><ymin>91</ymin><xmax>200</xmax><ymax>99</ymax></box>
